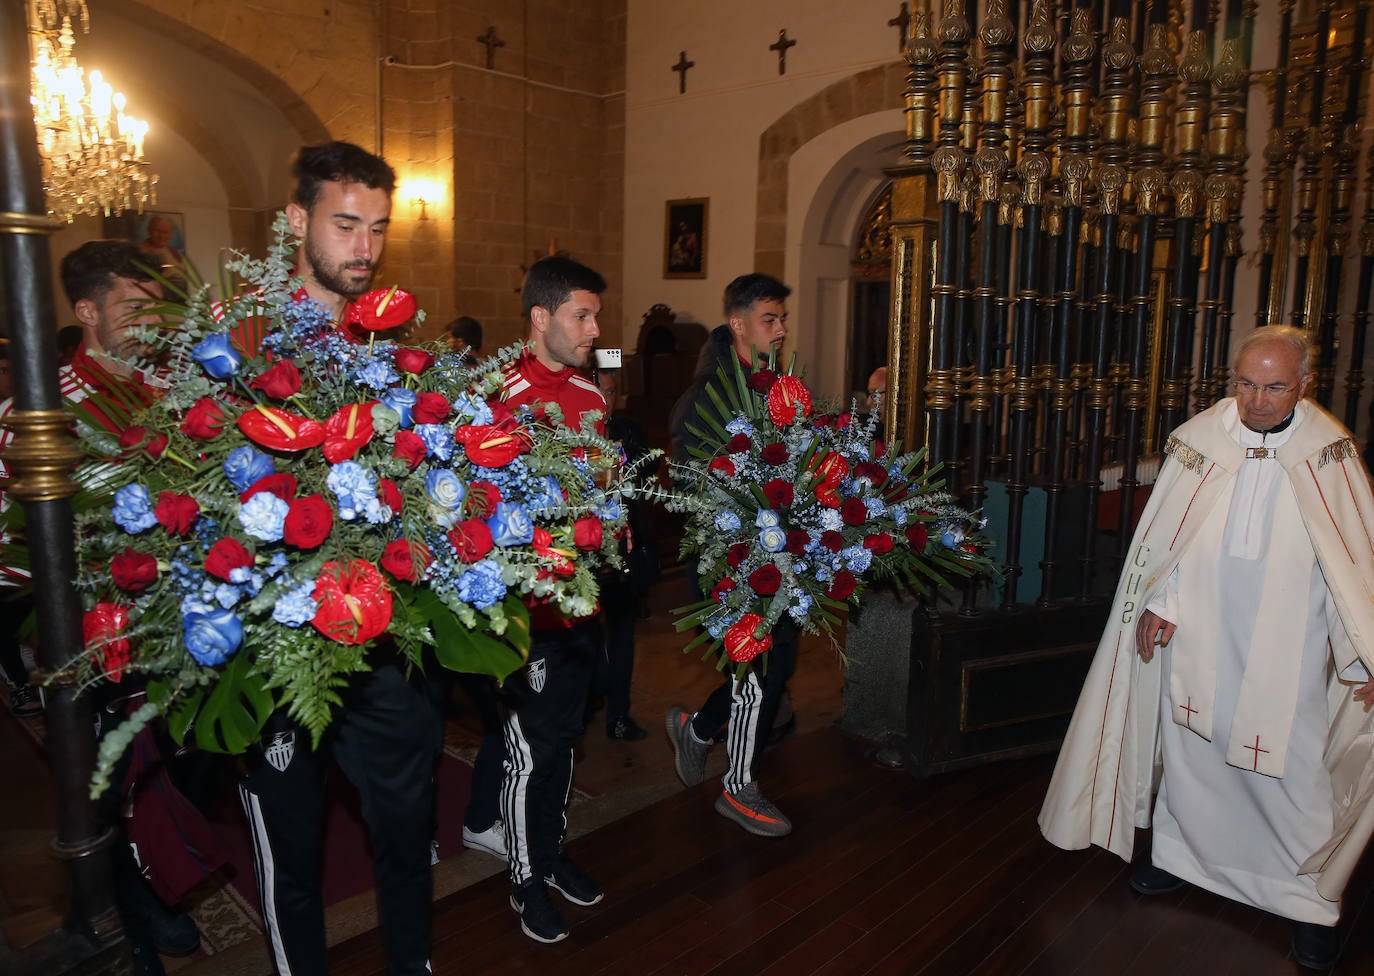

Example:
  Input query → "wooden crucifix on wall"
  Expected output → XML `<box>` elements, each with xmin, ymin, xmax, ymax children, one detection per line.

<box><xmin>769</xmin><ymin>29</ymin><xmax>796</xmax><ymax>75</ymax></box>
<box><xmin>672</xmin><ymin>50</ymin><xmax>694</xmax><ymax>93</ymax></box>
<box><xmin>888</xmin><ymin>2</ymin><xmax>911</xmax><ymax>53</ymax></box>
<box><xmin>476</xmin><ymin>26</ymin><xmax>505</xmax><ymax>70</ymax></box>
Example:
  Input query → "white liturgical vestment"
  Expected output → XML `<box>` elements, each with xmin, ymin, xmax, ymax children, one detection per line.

<box><xmin>1039</xmin><ymin>398</ymin><xmax>1374</xmax><ymax>921</ymax></box>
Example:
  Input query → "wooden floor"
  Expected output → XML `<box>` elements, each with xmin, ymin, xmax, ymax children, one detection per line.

<box><xmin>325</xmin><ymin>727</ymin><xmax>1374</xmax><ymax>976</ymax></box>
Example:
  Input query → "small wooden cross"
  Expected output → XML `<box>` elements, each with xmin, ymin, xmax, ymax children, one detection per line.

<box><xmin>672</xmin><ymin>50</ymin><xmax>695</xmax><ymax>94</ymax></box>
<box><xmin>1242</xmin><ymin>734</ymin><xmax>1270</xmax><ymax>771</ymax></box>
<box><xmin>888</xmin><ymin>2</ymin><xmax>911</xmax><ymax>53</ymax></box>
<box><xmin>476</xmin><ymin>26</ymin><xmax>505</xmax><ymax>70</ymax></box>
<box><xmin>769</xmin><ymin>29</ymin><xmax>796</xmax><ymax>76</ymax></box>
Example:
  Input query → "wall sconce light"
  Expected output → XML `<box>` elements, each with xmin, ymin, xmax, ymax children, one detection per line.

<box><xmin>397</xmin><ymin>176</ymin><xmax>443</xmax><ymax>221</ymax></box>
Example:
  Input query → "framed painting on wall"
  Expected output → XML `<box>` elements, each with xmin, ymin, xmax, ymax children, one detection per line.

<box><xmin>664</xmin><ymin>198</ymin><xmax>707</xmax><ymax>279</ymax></box>
<box><xmin>103</xmin><ymin>210</ymin><xmax>187</xmax><ymax>275</ymax></box>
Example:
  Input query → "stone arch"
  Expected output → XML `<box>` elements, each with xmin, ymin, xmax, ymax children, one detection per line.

<box><xmin>753</xmin><ymin>62</ymin><xmax>909</xmax><ymax>277</ymax></box>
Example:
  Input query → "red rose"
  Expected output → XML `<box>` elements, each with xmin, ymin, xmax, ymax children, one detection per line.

<box><xmin>455</xmin><ymin>424</ymin><xmax>530</xmax><ymax>467</ymax></box>
<box><xmin>377</xmin><ymin>478</ymin><xmax>403</xmax><ymax>517</ymax></box>
<box><xmin>204</xmin><ymin>538</ymin><xmax>252</xmax><ymax>581</ymax></box>
<box><xmin>111</xmin><ymin>549</ymin><xmax>158</xmax><ymax>592</ymax></box>
<box><xmin>322</xmin><ymin>402</ymin><xmax>377</xmax><ymax>464</ymax></box>
<box><xmin>467</xmin><ymin>480</ymin><xmax>502</xmax><ymax>519</ymax></box>
<box><xmin>381</xmin><ymin>538</ymin><xmax>432</xmax><ymax>581</ymax></box>
<box><xmin>487</xmin><ymin>399</ymin><xmax>516</xmax><ymax>428</ymax></box>
<box><xmin>250</xmin><ymin>360</ymin><xmax>302</xmax><ymax>399</ymax></box>
<box><xmin>240</xmin><ymin>473</ymin><xmax>297</xmax><ymax>504</ymax></box>
<box><xmin>725</xmin><ymin>613</ymin><xmax>773</xmax><ymax>663</ymax></box>
<box><xmin>237</xmin><ymin>404</ymin><xmax>326</xmax><ymax>451</ymax></box>
<box><xmin>854</xmin><ymin>460</ymin><xmax>888</xmax><ymax>488</ymax></box>
<box><xmin>118</xmin><ymin>426</ymin><xmax>167</xmax><ymax>459</ymax></box>
<box><xmin>448</xmin><ymin>519</ymin><xmax>494</xmax><ymax>562</ymax></box>
<box><xmin>874</xmin><ymin>440</ymin><xmax>886</xmax><ymax>458</ymax></box>
<box><xmin>393</xmin><ymin>429</ymin><xmax>427</xmax><ymax>470</ymax></box>
<box><xmin>181</xmin><ymin>397</ymin><xmax>227</xmax><ymax>440</ymax></box>
<box><xmin>726</xmin><ymin>433</ymin><xmax>752</xmax><ymax>453</ymax></box>
<box><xmin>155</xmin><ymin>492</ymin><xmax>199</xmax><ymax>536</ymax></box>
<box><xmin>413</xmin><ymin>393</ymin><xmax>451</xmax><ymax>424</ymax></box>
<box><xmin>827</xmin><ymin>570</ymin><xmax>858</xmax><ymax>601</ymax></box>
<box><xmin>747</xmin><ymin>563</ymin><xmax>782</xmax><ymax>596</ymax></box>
<box><xmin>393</xmin><ymin>347</ymin><xmax>434</xmax><ymax>375</ymax></box>
<box><xmin>760</xmin><ymin>442</ymin><xmax>789</xmax><ymax>465</ymax></box>
<box><xmin>311</xmin><ymin>559</ymin><xmax>392</xmax><ymax>645</ymax></box>
<box><xmin>906</xmin><ymin>524</ymin><xmax>929</xmax><ymax>554</ymax></box>
<box><xmin>83</xmin><ymin>602</ymin><xmax>131</xmax><ymax>682</ymax></box>
<box><xmin>762</xmin><ymin>478</ymin><xmax>794</xmax><ymax>509</ymax></box>
<box><xmin>766</xmin><ymin>374</ymin><xmax>812</xmax><ymax>427</ymax></box>
<box><xmin>841</xmin><ymin>497</ymin><xmax>868</xmax><ymax>526</ymax></box>
<box><xmin>709</xmin><ymin>456</ymin><xmax>735</xmax><ymax>478</ymax></box>
<box><xmin>785</xmin><ymin>530</ymin><xmax>810</xmax><ymax>555</ymax></box>
<box><xmin>283</xmin><ymin>494</ymin><xmax>334</xmax><ymax>549</ymax></box>
<box><xmin>573</xmin><ymin>515</ymin><xmax>604</xmax><ymax>551</ymax></box>
<box><xmin>836</xmin><ymin>412</ymin><xmax>852</xmax><ymax>429</ymax></box>
<box><xmin>820</xmin><ymin>530</ymin><xmax>845</xmax><ymax>552</ymax></box>
<box><xmin>863</xmin><ymin>532</ymin><xmax>895</xmax><ymax>554</ymax></box>
<box><xmin>747</xmin><ymin>370</ymin><xmax>778</xmax><ymax>394</ymax></box>
<box><xmin>725</xmin><ymin>543</ymin><xmax>751</xmax><ymax>569</ymax></box>
<box><xmin>346</xmin><ymin>286</ymin><xmax>417</xmax><ymax>331</ymax></box>
<box><xmin>711</xmin><ymin>577</ymin><xmax>737</xmax><ymax>603</ymax></box>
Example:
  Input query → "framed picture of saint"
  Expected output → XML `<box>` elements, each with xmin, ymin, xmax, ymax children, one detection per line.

<box><xmin>664</xmin><ymin>198</ymin><xmax>707</xmax><ymax>279</ymax></box>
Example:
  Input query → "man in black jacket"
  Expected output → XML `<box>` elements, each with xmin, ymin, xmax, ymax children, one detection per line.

<box><xmin>664</xmin><ymin>273</ymin><xmax>798</xmax><ymax>837</ymax></box>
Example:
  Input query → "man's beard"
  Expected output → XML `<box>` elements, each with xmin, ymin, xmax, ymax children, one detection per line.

<box><xmin>305</xmin><ymin>240</ymin><xmax>374</xmax><ymax>298</ymax></box>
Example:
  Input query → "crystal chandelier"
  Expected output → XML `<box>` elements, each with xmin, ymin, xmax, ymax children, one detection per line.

<box><xmin>28</xmin><ymin>0</ymin><xmax>156</xmax><ymax>219</ymax></box>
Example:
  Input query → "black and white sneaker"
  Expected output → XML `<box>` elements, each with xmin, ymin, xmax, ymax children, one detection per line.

<box><xmin>545</xmin><ymin>856</ymin><xmax>604</xmax><ymax>906</ymax></box>
<box><xmin>10</xmin><ymin>684</ymin><xmax>41</xmax><ymax>719</ymax></box>
<box><xmin>510</xmin><ymin>880</ymin><xmax>569</xmax><ymax>943</ymax></box>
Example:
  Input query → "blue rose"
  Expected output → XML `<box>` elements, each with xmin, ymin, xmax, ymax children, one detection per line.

<box><xmin>381</xmin><ymin>387</ymin><xmax>417</xmax><ymax>428</ymax></box>
<box><xmin>755</xmin><ymin>509</ymin><xmax>781</xmax><ymax>529</ymax></box>
<box><xmin>487</xmin><ymin>502</ymin><xmax>535</xmax><ymax>546</ymax></box>
<box><xmin>182</xmin><ymin>608</ymin><xmax>243</xmax><ymax>665</ymax></box>
<box><xmin>112</xmin><ymin>484</ymin><xmax>158</xmax><ymax>533</ymax></box>
<box><xmin>191</xmin><ymin>333</ymin><xmax>242</xmax><ymax>380</ymax></box>
<box><xmin>758</xmin><ymin>525</ymin><xmax>787</xmax><ymax>553</ymax></box>
<box><xmin>426</xmin><ymin>469</ymin><xmax>467</xmax><ymax>510</ymax></box>
<box><xmin>941</xmin><ymin>526</ymin><xmax>965</xmax><ymax>549</ymax></box>
<box><xmin>223</xmin><ymin>446</ymin><xmax>275</xmax><ymax>493</ymax></box>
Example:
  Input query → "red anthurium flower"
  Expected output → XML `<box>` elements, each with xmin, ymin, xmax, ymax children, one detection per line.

<box><xmin>237</xmin><ymin>404</ymin><xmax>326</xmax><ymax>451</ymax></box>
<box><xmin>531</xmin><ymin>527</ymin><xmax>576</xmax><ymax>578</ymax></box>
<box><xmin>250</xmin><ymin>360</ymin><xmax>303</xmax><ymax>399</ymax></box>
<box><xmin>322</xmin><ymin>402</ymin><xmax>378</xmax><ymax>464</ymax></box>
<box><xmin>766</xmin><ymin>374</ymin><xmax>812</xmax><ymax>427</ymax></box>
<box><xmin>762</xmin><ymin>478</ymin><xmax>794</xmax><ymax>509</ymax></box>
<box><xmin>205</xmin><ymin>538</ymin><xmax>253</xmax><ymax>581</ymax></box>
<box><xmin>346</xmin><ymin>286</ymin><xmax>418</xmax><ymax>331</ymax></box>
<box><xmin>155</xmin><ymin>492</ymin><xmax>199</xmax><ymax>536</ymax></box>
<box><xmin>283</xmin><ymin>495</ymin><xmax>333</xmax><ymax>549</ymax></box>
<box><xmin>311</xmin><ymin>559</ymin><xmax>393</xmax><ymax>645</ymax></box>
<box><xmin>380</xmin><ymin>539</ymin><xmax>432</xmax><ymax>582</ymax></box>
<box><xmin>454</xmin><ymin>424</ymin><xmax>530</xmax><ymax>467</ymax></box>
<box><xmin>393</xmin><ymin>430</ymin><xmax>426</xmax><ymax>470</ymax></box>
<box><xmin>393</xmin><ymin>347</ymin><xmax>434</xmax><ymax>375</ymax></box>
<box><xmin>748</xmin><ymin>563</ymin><xmax>782</xmax><ymax>596</ymax></box>
<box><xmin>111</xmin><ymin>549</ymin><xmax>158</xmax><ymax>592</ymax></box>
<box><xmin>83</xmin><ymin>603</ymin><xmax>131</xmax><ymax>682</ymax></box>
<box><xmin>725</xmin><ymin>613</ymin><xmax>772</xmax><ymax>663</ymax></box>
<box><xmin>240</xmin><ymin>473</ymin><xmax>298</xmax><ymax>504</ymax></box>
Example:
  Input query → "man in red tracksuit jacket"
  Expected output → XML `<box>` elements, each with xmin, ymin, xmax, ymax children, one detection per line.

<box><xmin>499</xmin><ymin>256</ymin><xmax>609</xmax><ymax>944</ymax></box>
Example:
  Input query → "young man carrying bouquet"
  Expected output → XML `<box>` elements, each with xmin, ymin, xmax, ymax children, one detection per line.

<box><xmin>235</xmin><ymin>143</ymin><xmax>443</xmax><ymax>976</ymax></box>
<box><xmin>665</xmin><ymin>273</ymin><xmax>799</xmax><ymax>837</ymax></box>
<box><xmin>498</xmin><ymin>256</ymin><xmax>610</xmax><ymax>943</ymax></box>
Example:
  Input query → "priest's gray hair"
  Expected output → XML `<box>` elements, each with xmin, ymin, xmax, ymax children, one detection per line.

<box><xmin>1235</xmin><ymin>324</ymin><xmax>1315</xmax><ymax>377</ymax></box>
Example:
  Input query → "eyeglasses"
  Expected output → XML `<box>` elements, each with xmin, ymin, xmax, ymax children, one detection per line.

<box><xmin>1230</xmin><ymin>379</ymin><xmax>1296</xmax><ymax>398</ymax></box>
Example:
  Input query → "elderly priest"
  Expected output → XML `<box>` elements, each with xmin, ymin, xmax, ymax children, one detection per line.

<box><xmin>1040</xmin><ymin>325</ymin><xmax>1374</xmax><ymax>972</ymax></box>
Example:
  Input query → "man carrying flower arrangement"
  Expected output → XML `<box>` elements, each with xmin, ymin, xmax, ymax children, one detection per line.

<box><xmin>497</xmin><ymin>255</ymin><xmax>610</xmax><ymax>943</ymax></box>
<box><xmin>233</xmin><ymin>143</ymin><xmax>443</xmax><ymax>976</ymax></box>
<box><xmin>664</xmin><ymin>272</ymin><xmax>800</xmax><ymax>838</ymax></box>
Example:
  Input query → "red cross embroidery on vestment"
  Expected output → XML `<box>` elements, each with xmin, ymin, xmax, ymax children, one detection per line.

<box><xmin>1243</xmin><ymin>735</ymin><xmax>1269</xmax><ymax>771</ymax></box>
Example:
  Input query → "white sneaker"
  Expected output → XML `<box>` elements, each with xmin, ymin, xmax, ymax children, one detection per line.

<box><xmin>462</xmin><ymin>820</ymin><xmax>507</xmax><ymax>858</ymax></box>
